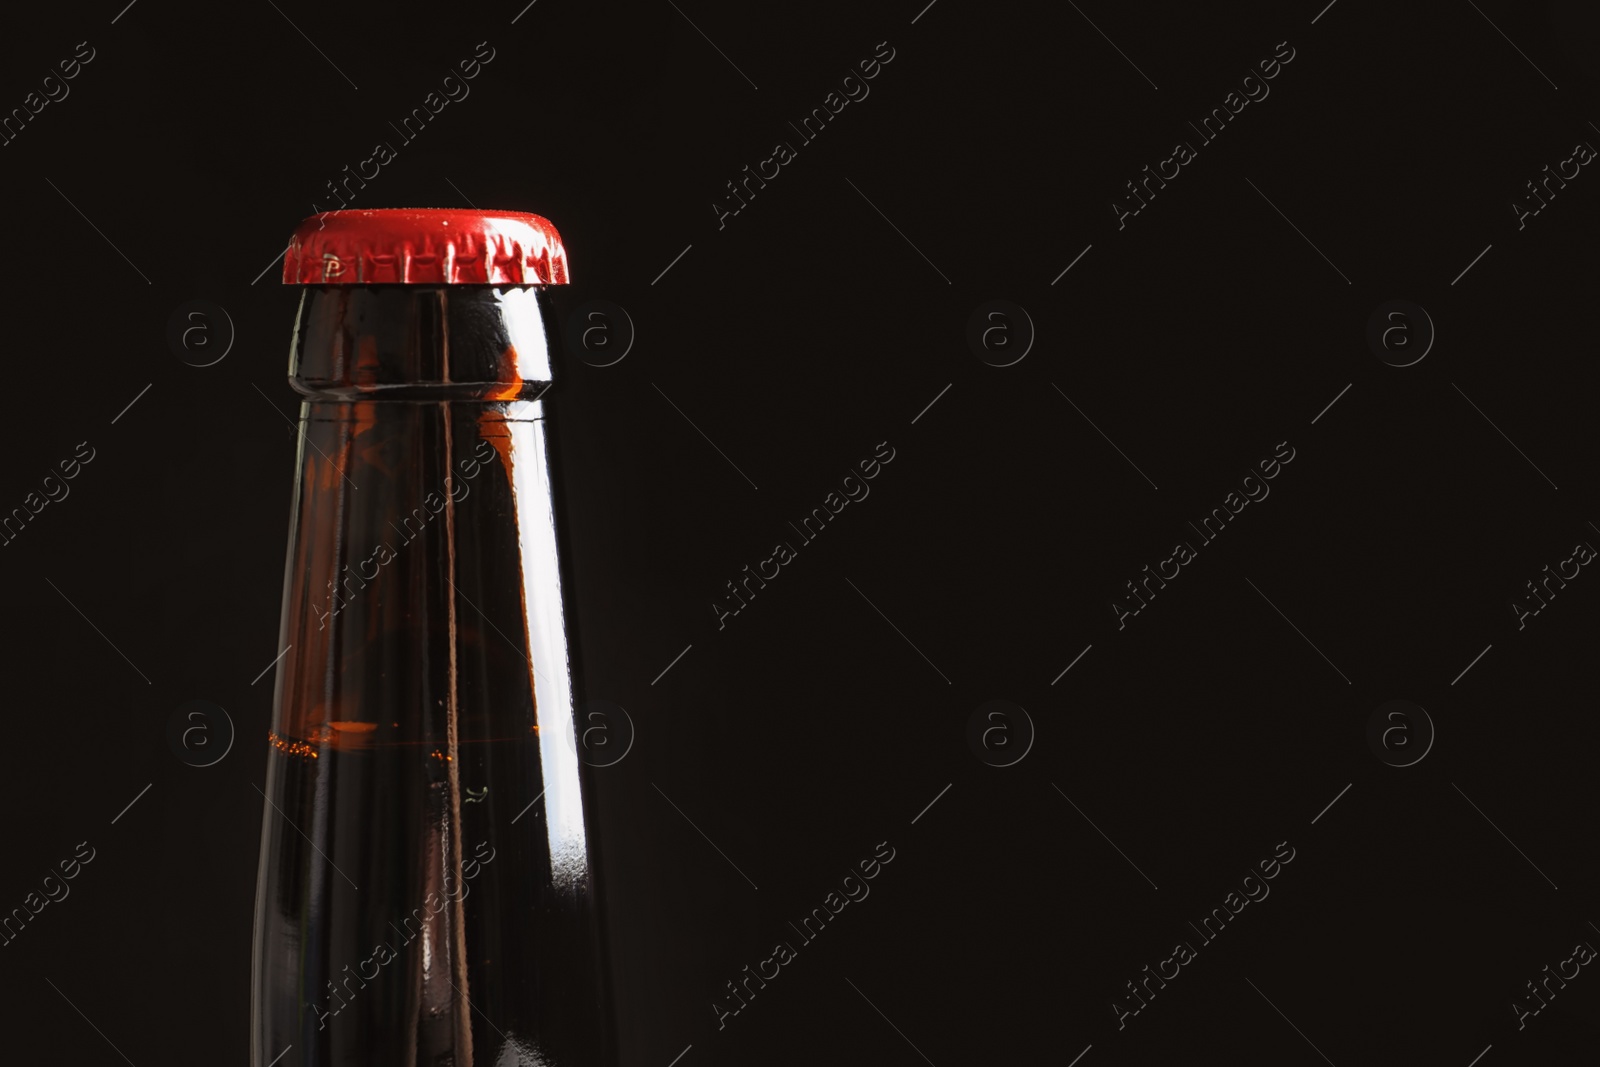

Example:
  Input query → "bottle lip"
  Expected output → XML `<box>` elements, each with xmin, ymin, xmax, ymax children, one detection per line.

<box><xmin>282</xmin><ymin>208</ymin><xmax>569</xmax><ymax>286</ymax></box>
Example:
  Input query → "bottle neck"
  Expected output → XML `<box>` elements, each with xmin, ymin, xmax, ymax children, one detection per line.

<box><xmin>289</xmin><ymin>285</ymin><xmax>558</xmax><ymax>401</ymax></box>
<box><xmin>271</xmin><ymin>285</ymin><xmax>580</xmax><ymax>787</ymax></box>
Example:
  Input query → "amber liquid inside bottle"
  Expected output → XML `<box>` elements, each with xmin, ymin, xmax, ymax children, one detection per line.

<box><xmin>251</xmin><ymin>286</ymin><xmax>612</xmax><ymax>1066</ymax></box>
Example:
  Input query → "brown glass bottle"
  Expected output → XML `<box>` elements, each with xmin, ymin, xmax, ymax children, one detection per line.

<box><xmin>251</xmin><ymin>211</ymin><xmax>612</xmax><ymax>1066</ymax></box>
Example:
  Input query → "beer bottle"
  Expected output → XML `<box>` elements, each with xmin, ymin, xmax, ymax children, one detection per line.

<box><xmin>251</xmin><ymin>209</ymin><xmax>614</xmax><ymax>1066</ymax></box>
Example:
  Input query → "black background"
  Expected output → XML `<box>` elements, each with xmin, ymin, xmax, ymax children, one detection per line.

<box><xmin>2</xmin><ymin>0</ymin><xmax>1598</xmax><ymax>1064</ymax></box>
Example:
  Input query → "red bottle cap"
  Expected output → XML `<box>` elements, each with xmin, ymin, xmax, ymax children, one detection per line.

<box><xmin>282</xmin><ymin>208</ymin><xmax>569</xmax><ymax>285</ymax></box>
